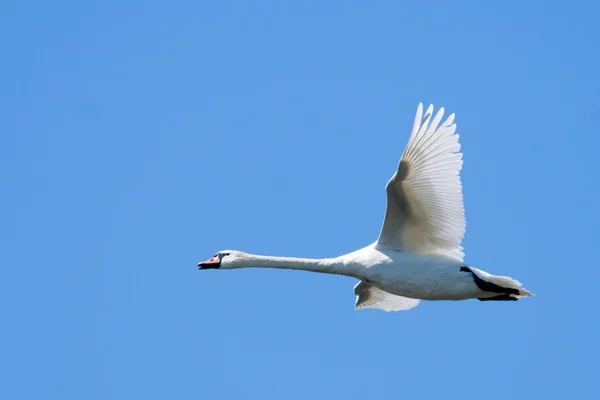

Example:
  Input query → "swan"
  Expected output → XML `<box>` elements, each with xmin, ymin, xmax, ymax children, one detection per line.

<box><xmin>198</xmin><ymin>103</ymin><xmax>533</xmax><ymax>311</ymax></box>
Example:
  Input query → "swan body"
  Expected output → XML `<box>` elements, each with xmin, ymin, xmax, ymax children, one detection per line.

<box><xmin>199</xmin><ymin>103</ymin><xmax>533</xmax><ymax>311</ymax></box>
<box><xmin>338</xmin><ymin>245</ymin><xmax>484</xmax><ymax>301</ymax></box>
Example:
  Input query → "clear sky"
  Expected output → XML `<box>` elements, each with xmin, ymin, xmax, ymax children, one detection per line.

<box><xmin>2</xmin><ymin>1</ymin><xmax>600</xmax><ymax>399</ymax></box>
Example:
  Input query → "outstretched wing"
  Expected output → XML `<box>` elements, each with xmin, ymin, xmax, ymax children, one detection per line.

<box><xmin>377</xmin><ymin>104</ymin><xmax>466</xmax><ymax>261</ymax></box>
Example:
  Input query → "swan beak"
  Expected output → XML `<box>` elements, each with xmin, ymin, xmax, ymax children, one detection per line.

<box><xmin>198</xmin><ymin>256</ymin><xmax>221</xmax><ymax>269</ymax></box>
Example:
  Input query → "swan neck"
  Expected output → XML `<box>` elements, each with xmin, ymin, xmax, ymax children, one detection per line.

<box><xmin>244</xmin><ymin>254</ymin><xmax>353</xmax><ymax>276</ymax></box>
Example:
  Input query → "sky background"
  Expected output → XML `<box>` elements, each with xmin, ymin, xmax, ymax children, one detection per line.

<box><xmin>2</xmin><ymin>0</ymin><xmax>600</xmax><ymax>399</ymax></box>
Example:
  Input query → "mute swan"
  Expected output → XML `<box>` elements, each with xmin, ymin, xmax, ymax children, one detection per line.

<box><xmin>198</xmin><ymin>103</ymin><xmax>533</xmax><ymax>311</ymax></box>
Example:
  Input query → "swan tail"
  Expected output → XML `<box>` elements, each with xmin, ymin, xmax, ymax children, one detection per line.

<box><xmin>464</xmin><ymin>266</ymin><xmax>534</xmax><ymax>300</ymax></box>
<box><xmin>354</xmin><ymin>281</ymin><xmax>420</xmax><ymax>311</ymax></box>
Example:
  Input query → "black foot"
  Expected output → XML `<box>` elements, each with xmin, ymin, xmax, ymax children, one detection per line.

<box><xmin>460</xmin><ymin>265</ymin><xmax>520</xmax><ymax>296</ymax></box>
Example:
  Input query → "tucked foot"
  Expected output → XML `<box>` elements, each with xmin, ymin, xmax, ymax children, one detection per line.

<box><xmin>477</xmin><ymin>294</ymin><xmax>518</xmax><ymax>301</ymax></box>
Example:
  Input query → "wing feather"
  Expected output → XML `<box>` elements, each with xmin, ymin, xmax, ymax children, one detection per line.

<box><xmin>354</xmin><ymin>281</ymin><xmax>420</xmax><ymax>311</ymax></box>
<box><xmin>377</xmin><ymin>103</ymin><xmax>466</xmax><ymax>261</ymax></box>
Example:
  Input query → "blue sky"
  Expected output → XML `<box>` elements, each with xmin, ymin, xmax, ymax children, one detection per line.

<box><xmin>2</xmin><ymin>0</ymin><xmax>600</xmax><ymax>398</ymax></box>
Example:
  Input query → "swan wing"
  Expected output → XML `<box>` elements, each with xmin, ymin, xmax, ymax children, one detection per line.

<box><xmin>377</xmin><ymin>103</ymin><xmax>465</xmax><ymax>261</ymax></box>
<box><xmin>354</xmin><ymin>281</ymin><xmax>420</xmax><ymax>311</ymax></box>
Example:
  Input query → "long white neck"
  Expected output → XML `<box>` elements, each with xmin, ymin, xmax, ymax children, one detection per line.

<box><xmin>238</xmin><ymin>254</ymin><xmax>357</xmax><ymax>277</ymax></box>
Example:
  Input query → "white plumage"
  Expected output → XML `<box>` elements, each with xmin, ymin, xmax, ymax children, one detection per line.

<box><xmin>199</xmin><ymin>103</ymin><xmax>533</xmax><ymax>312</ymax></box>
<box><xmin>354</xmin><ymin>281</ymin><xmax>420</xmax><ymax>311</ymax></box>
<box><xmin>379</xmin><ymin>103</ymin><xmax>465</xmax><ymax>261</ymax></box>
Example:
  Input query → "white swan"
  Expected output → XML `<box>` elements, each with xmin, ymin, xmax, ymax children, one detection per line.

<box><xmin>199</xmin><ymin>103</ymin><xmax>533</xmax><ymax>311</ymax></box>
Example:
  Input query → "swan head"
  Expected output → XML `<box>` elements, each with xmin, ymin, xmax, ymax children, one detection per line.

<box><xmin>198</xmin><ymin>250</ymin><xmax>247</xmax><ymax>270</ymax></box>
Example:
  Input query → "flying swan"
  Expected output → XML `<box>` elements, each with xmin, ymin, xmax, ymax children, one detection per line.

<box><xmin>198</xmin><ymin>103</ymin><xmax>533</xmax><ymax>311</ymax></box>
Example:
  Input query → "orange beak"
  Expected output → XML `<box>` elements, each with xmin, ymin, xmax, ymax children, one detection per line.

<box><xmin>198</xmin><ymin>256</ymin><xmax>221</xmax><ymax>269</ymax></box>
